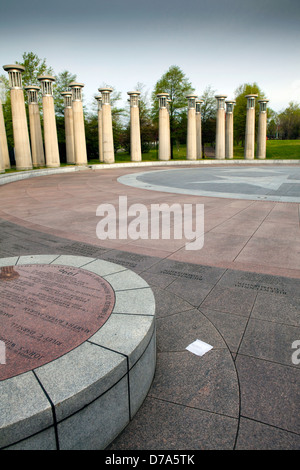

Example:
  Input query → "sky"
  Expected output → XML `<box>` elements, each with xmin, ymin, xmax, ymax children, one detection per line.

<box><xmin>1</xmin><ymin>0</ymin><xmax>300</xmax><ymax>113</ymax></box>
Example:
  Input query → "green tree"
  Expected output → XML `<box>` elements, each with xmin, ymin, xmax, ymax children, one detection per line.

<box><xmin>152</xmin><ymin>65</ymin><xmax>195</xmax><ymax>158</ymax></box>
<box><xmin>53</xmin><ymin>70</ymin><xmax>77</xmax><ymax>116</ymax></box>
<box><xmin>17</xmin><ymin>52</ymin><xmax>53</xmax><ymax>89</ymax></box>
<box><xmin>277</xmin><ymin>102</ymin><xmax>300</xmax><ymax>139</ymax></box>
<box><xmin>267</xmin><ymin>108</ymin><xmax>279</xmax><ymax>139</ymax></box>
<box><xmin>200</xmin><ymin>85</ymin><xmax>217</xmax><ymax>155</ymax></box>
<box><xmin>87</xmin><ymin>85</ymin><xmax>126</xmax><ymax>158</ymax></box>
<box><xmin>122</xmin><ymin>83</ymin><xmax>157</xmax><ymax>154</ymax></box>
<box><xmin>234</xmin><ymin>82</ymin><xmax>266</xmax><ymax>146</ymax></box>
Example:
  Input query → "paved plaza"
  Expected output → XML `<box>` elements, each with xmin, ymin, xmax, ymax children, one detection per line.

<box><xmin>0</xmin><ymin>164</ymin><xmax>299</xmax><ymax>449</ymax></box>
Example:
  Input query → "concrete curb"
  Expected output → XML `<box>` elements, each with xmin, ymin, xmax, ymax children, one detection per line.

<box><xmin>0</xmin><ymin>159</ymin><xmax>299</xmax><ymax>186</ymax></box>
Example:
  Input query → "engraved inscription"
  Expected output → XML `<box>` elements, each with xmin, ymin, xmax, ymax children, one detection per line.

<box><xmin>0</xmin><ymin>264</ymin><xmax>115</xmax><ymax>380</ymax></box>
<box><xmin>160</xmin><ymin>269</ymin><xmax>203</xmax><ymax>281</ymax></box>
<box><xmin>235</xmin><ymin>281</ymin><xmax>287</xmax><ymax>295</ymax></box>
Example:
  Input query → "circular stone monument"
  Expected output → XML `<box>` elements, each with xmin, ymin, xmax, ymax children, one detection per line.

<box><xmin>0</xmin><ymin>255</ymin><xmax>156</xmax><ymax>450</ymax></box>
<box><xmin>0</xmin><ymin>264</ymin><xmax>115</xmax><ymax>381</ymax></box>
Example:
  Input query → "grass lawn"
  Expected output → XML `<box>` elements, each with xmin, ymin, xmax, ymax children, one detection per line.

<box><xmin>233</xmin><ymin>140</ymin><xmax>300</xmax><ymax>159</ymax></box>
<box><xmin>2</xmin><ymin>141</ymin><xmax>300</xmax><ymax>172</ymax></box>
<box><xmin>265</xmin><ymin>140</ymin><xmax>300</xmax><ymax>159</ymax></box>
<box><xmin>89</xmin><ymin>140</ymin><xmax>300</xmax><ymax>164</ymax></box>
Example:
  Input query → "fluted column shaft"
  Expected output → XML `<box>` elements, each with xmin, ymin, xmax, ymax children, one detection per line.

<box><xmin>215</xmin><ymin>95</ymin><xmax>227</xmax><ymax>159</ymax></box>
<box><xmin>196</xmin><ymin>100</ymin><xmax>203</xmax><ymax>159</ymax></box>
<box><xmin>95</xmin><ymin>95</ymin><xmax>103</xmax><ymax>162</ymax></box>
<box><xmin>69</xmin><ymin>82</ymin><xmax>87</xmax><ymax>165</ymax></box>
<box><xmin>0</xmin><ymin>80</ymin><xmax>10</xmax><ymax>169</ymax></box>
<box><xmin>244</xmin><ymin>94</ymin><xmax>258</xmax><ymax>160</ymax></box>
<box><xmin>157</xmin><ymin>93</ymin><xmax>170</xmax><ymax>161</ymax></box>
<box><xmin>186</xmin><ymin>95</ymin><xmax>197</xmax><ymax>160</ymax></box>
<box><xmin>38</xmin><ymin>75</ymin><xmax>60</xmax><ymax>168</ymax></box>
<box><xmin>225</xmin><ymin>100</ymin><xmax>235</xmax><ymax>159</ymax></box>
<box><xmin>3</xmin><ymin>64</ymin><xmax>32</xmax><ymax>170</ymax></box>
<box><xmin>25</xmin><ymin>86</ymin><xmax>45</xmax><ymax>167</ymax></box>
<box><xmin>61</xmin><ymin>92</ymin><xmax>75</xmax><ymax>164</ymax></box>
<box><xmin>99</xmin><ymin>88</ymin><xmax>114</xmax><ymax>163</ymax></box>
<box><xmin>128</xmin><ymin>91</ymin><xmax>141</xmax><ymax>162</ymax></box>
<box><xmin>257</xmin><ymin>100</ymin><xmax>269</xmax><ymax>159</ymax></box>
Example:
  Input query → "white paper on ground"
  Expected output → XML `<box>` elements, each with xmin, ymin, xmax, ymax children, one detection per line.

<box><xmin>186</xmin><ymin>339</ymin><xmax>213</xmax><ymax>356</ymax></box>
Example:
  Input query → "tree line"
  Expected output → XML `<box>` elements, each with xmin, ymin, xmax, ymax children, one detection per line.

<box><xmin>1</xmin><ymin>52</ymin><xmax>299</xmax><ymax>164</ymax></box>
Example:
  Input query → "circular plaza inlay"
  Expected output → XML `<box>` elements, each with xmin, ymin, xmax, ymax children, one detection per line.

<box><xmin>118</xmin><ymin>166</ymin><xmax>300</xmax><ymax>202</ymax></box>
<box><xmin>0</xmin><ymin>264</ymin><xmax>115</xmax><ymax>381</ymax></box>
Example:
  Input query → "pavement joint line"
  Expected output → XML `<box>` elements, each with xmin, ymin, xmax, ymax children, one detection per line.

<box><xmin>231</xmin><ymin>203</ymin><xmax>277</xmax><ymax>262</ymax></box>
<box><xmin>1</xmin><ymin>165</ymin><xmax>299</xmax><ymax>449</ymax></box>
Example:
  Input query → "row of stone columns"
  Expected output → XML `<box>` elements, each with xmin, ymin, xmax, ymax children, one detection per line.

<box><xmin>1</xmin><ymin>64</ymin><xmax>90</xmax><ymax>170</ymax></box>
<box><xmin>157</xmin><ymin>92</ymin><xmax>269</xmax><ymax>160</ymax></box>
<box><xmin>0</xmin><ymin>63</ymin><xmax>269</xmax><ymax>170</ymax></box>
<box><xmin>214</xmin><ymin>94</ymin><xmax>269</xmax><ymax>160</ymax></box>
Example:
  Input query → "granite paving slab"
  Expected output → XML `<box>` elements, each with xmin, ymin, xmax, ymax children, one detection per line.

<box><xmin>0</xmin><ymin>164</ymin><xmax>299</xmax><ymax>450</ymax></box>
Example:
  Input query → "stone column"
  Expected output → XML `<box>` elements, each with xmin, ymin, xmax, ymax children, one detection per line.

<box><xmin>167</xmin><ymin>98</ymin><xmax>172</xmax><ymax>155</ymax></box>
<box><xmin>0</xmin><ymin>142</ymin><xmax>4</xmax><ymax>173</ymax></box>
<box><xmin>38</xmin><ymin>75</ymin><xmax>60</xmax><ymax>168</ymax></box>
<box><xmin>225</xmin><ymin>100</ymin><xmax>235</xmax><ymax>159</ymax></box>
<box><xmin>95</xmin><ymin>95</ymin><xmax>103</xmax><ymax>162</ymax></box>
<box><xmin>257</xmin><ymin>99</ymin><xmax>269</xmax><ymax>159</ymax></box>
<box><xmin>157</xmin><ymin>93</ymin><xmax>170</xmax><ymax>160</ymax></box>
<box><xmin>0</xmin><ymin>79</ymin><xmax>10</xmax><ymax>169</ymax></box>
<box><xmin>244</xmin><ymin>94</ymin><xmax>258</xmax><ymax>160</ymax></box>
<box><xmin>196</xmin><ymin>99</ymin><xmax>204</xmax><ymax>159</ymax></box>
<box><xmin>186</xmin><ymin>94</ymin><xmax>197</xmax><ymax>160</ymax></box>
<box><xmin>69</xmin><ymin>82</ymin><xmax>88</xmax><ymax>165</ymax></box>
<box><xmin>215</xmin><ymin>95</ymin><xmax>227</xmax><ymax>159</ymax></box>
<box><xmin>98</xmin><ymin>87</ymin><xmax>115</xmax><ymax>163</ymax></box>
<box><xmin>24</xmin><ymin>85</ymin><xmax>45</xmax><ymax>167</ymax></box>
<box><xmin>61</xmin><ymin>91</ymin><xmax>75</xmax><ymax>164</ymax></box>
<box><xmin>3</xmin><ymin>64</ymin><xmax>32</xmax><ymax>170</ymax></box>
<box><xmin>127</xmin><ymin>91</ymin><xmax>142</xmax><ymax>162</ymax></box>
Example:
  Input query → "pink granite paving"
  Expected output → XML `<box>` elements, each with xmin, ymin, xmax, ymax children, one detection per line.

<box><xmin>0</xmin><ymin>263</ymin><xmax>115</xmax><ymax>380</ymax></box>
<box><xmin>0</xmin><ymin>166</ymin><xmax>299</xmax><ymax>279</ymax></box>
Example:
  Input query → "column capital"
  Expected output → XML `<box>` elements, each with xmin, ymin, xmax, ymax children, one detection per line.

<box><xmin>258</xmin><ymin>99</ymin><xmax>269</xmax><ymax>112</ymax></box>
<box><xmin>245</xmin><ymin>94</ymin><xmax>258</xmax><ymax>108</ymax></box>
<box><xmin>225</xmin><ymin>100</ymin><xmax>236</xmax><ymax>114</ymax></box>
<box><xmin>127</xmin><ymin>91</ymin><xmax>140</xmax><ymax>107</ymax></box>
<box><xmin>24</xmin><ymin>85</ymin><xmax>40</xmax><ymax>104</ymax></box>
<box><xmin>167</xmin><ymin>98</ymin><xmax>172</xmax><ymax>113</ymax></box>
<box><xmin>195</xmin><ymin>99</ymin><xmax>204</xmax><ymax>113</ymax></box>
<box><xmin>157</xmin><ymin>93</ymin><xmax>169</xmax><ymax>108</ymax></box>
<box><xmin>215</xmin><ymin>95</ymin><xmax>227</xmax><ymax>109</ymax></box>
<box><xmin>3</xmin><ymin>64</ymin><xmax>25</xmax><ymax>89</ymax></box>
<box><xmin>98</xmin><ymin>87</ymin><xmax>113</xmax><ymax>104</ymax></box>
<box><xmin>95</xmin><ymin>94</ymin><xmax>102</xmax><ymax>110</ymax></box>
<box><xmin>186</xmin><ymin>94</ymin><xmax>198</xmax><ymax>109</ymax></box>
<box><xmin>69</xmin><ymin>82</ymin><xmax>84</xmax><ymax>102</ymax></box>
<box><xmin>37</xmin><ymin>75</ymin><xmax>56</xmax><ymax>96</ymax></box>
<box><xmin>61</xmin><ymin>91</ymin><xmax>73</xmax><ymax>108</ymax></box>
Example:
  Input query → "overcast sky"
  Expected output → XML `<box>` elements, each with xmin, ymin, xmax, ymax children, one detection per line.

<box><xmin>1</xmin><ymin>0</ymin><xmax>300</xmax><ymax>112</ymax></box>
